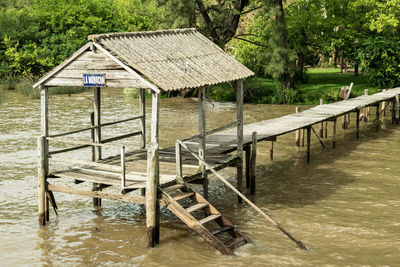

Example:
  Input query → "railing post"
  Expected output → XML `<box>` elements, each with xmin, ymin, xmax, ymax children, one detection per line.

<box><xmin>319</xmin><ymin>99</ymin><xmax>324</xmax><ymax>137</ymax></box>
<box><xmin>198</xmin><ymin>86</ymin><xmax>208</xmax><ymax>198</ymax></box>
<box><xmin>175</xmin><ymin>141</ymin><xmax>184</xmax><ymax>183</ymax></box>
<box><xmin>121</xmin><ymin>146</ymin><xmax>126</xmax><ymax>190</ymax></box>
<box><xmin>295</xmin><ymin>107</ymin><xmax>300</xmax><ymax>146</ymax></box>
<box><xmin>250</xmin><ymin>132</ymin><xmax>257</xmax><ymax>195</ymax></box>
<box><xmin>93</xmin><ymin>87</ymin><xmax>102</xmax><ymax>209</ymax></box>
<box><xmin>139</xmin><ymin>88</ymin><xmax>146</xmax><ymax>148</ymax></box>
<box><xmin>235</xmin><ymin>79</ymin><xmax>244</xmax><ymax>204</ymax></box>
<box><xmin>38</xmin><ymin>136</ymin><xmax>47</xmax><ymax>225</ymax></box>
<box><xmin>146</xmin><ymin>91</ymin><xmax>160</xmax><ymax>247</ymax></box>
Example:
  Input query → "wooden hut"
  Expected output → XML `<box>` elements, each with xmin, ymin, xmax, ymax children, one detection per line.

<box><xmin>33</xmin><ymin>28</ymin><xmax>254</xmax><ymax>255</ymax></box>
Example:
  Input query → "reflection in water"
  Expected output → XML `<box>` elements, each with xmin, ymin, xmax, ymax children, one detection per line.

<box><xmin>1</xmin><ymin>88</ymin><xmax>400</xmax><ymax>265</ymax></box>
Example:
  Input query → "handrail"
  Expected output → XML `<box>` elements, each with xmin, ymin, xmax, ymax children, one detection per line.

<box><xmin>100</xmin><ymin>115</ymin><xmax>144</xmax><ymax>127</ymax></box>
<box><xmin>176</xmin><ymin>139</ymin><xmax>307</xmax><ymax>250</ymax></box>
<box><xmin>46</xmin><ymin>136</ymin><xmax>121</xmax><ymax>149</ymax></box>
<box><xmin>181</xmin><ymin>121</ymin><xmax>238</xmax><ymax>142</ymax></box>
<box><xmin>48</xmin><ymin>126</ymin><xmax>95</xmax><ymax>138</ymax></box>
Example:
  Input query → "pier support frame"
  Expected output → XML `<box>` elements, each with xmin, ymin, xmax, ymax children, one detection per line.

<box><xmin>306</xmin><ymin>126</ymin><xmax>311</xmax><ymax>163</ymax></box>
<box><xmin>93</xmin><ymin>87</ymin><xmax>102</xmax><ymax>209</ymax></box>
<box><xmin>198</xmin><ymin>87</ymin><xmax>208</xmax><ymax>199</ymax></box>
<box><xmin>356</xmin><ymin>110</ymin><xmax>360</xmax><ymax>139</ymax></box>
<box><xmin>332</xmin><ymin>117</ymin><xmax>337</xmax><ymax>149</ymax></box>
<box><xmin>38</xmin><ymin>85</ymin><xmax>49</xmax><ymax>225</ymax></box>
<box><xmin>146</xmin><ymin>92</ymin><xmax>160</xmax><ymax>247</ymax></box>
<box><xmin>250</xmin><ymin>132</ymin><xmax>257</xmax><ymax>195</ymax></box>
<box><xmin>234</xmin><ymin>79</ymin><xmax>244</xmax><ymax>204</ymax></box>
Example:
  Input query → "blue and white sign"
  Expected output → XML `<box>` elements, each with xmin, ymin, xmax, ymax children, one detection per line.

<box><xmin>83</xmin><ymin>74</ymin><xmax>106</xmax><ymax>87</ymax></box>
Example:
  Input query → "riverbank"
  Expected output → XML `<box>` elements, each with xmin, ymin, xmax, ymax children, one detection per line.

<box><xmin>0</xmin><ymin>68</ymin><xmax>379</xmax><ymax>103</ymax></box>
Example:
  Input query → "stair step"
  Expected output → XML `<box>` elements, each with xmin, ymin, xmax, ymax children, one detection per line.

<box><xmin>225</xmin><ymin>237</ymin><xmax>246</xmax><ymax>249</ymax></box>
<box><xmin>212</xmin><ymin>226</ymin><xmax>233</xmax><ymax>236</ymax></box>
<box><xmin>164</xmin><ymin>184</ymin><xmax>185</xmax><ymax>193</ymax></box>
<box><xmin>186</xmin><ymin>202</ymin><xmax>209</xmax><ymax>213</ymax></box>
<box><xmin>174</xmin><ymin>192</ymin><xmax>194</xmax><ymax>201</ymax></box>
<box><xmin>198</xmin><ymin>214</ymin><xmax>221</xmax><ymax>225</ymax></box>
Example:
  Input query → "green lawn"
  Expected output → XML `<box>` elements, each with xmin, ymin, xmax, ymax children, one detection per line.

<box><xmin>227</xmin><ymin>67</ymin><xmax>379</xmax><ymax>105</ymax></box>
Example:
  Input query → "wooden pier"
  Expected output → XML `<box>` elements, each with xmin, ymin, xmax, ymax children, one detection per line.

<box><xmin>32</xmin><ymin>28</ymin><xmax>400</xmax><ymax>255</ymax></box>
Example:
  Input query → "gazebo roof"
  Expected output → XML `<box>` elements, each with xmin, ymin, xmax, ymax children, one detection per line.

<box><xmin>34</xmin><ymin>28</ymin><xmax>253</xmax><ymax>91</ymax></box>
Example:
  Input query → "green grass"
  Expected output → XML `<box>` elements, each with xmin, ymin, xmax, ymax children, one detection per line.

<box><xmin>297</xmin><ymin>68</ymin><xmax>379</xmax><ymax>104</ymax></box>
<box><xmin>1</xmin><ymin>76</ymin><xmax>90</xmax><ymax>98</ymax></box>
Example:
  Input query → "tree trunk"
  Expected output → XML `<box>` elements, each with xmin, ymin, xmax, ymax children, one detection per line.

<box><xmin>354</xmin><ymin>61</ymin><xmax>359</xmax><ymax>76</ymax></box>
<box><xmin>274</xmin><ymin>0</ymin><xmax>293</xmax><ymax>89</ymax></box>
<box><xmin>297</xmin><ymin>52</ymin><xmax>305</xmax><ymax>83</ymax></box>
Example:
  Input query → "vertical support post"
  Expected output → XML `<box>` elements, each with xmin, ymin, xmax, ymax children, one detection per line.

<box><xmin>376</xmin><ymin>103</ymin><xmax>380</xmax><ymax>131</ymax></box>
<box><xmin>250</xmin><ymin>132</ymin><xmax>257</xmax><ymax>195</ymax></box>
<box><xmin>332</xmin><ymin>118</ymin><xmax>337</xmax><ymax>149</ymax></box>
<box><xmin>306</xmin><ymin>126</ymin><xmax>311</xmax><ymax>163</ymax></box>
<box><xmin>139</xmin><ymin>88</ymin><xmax>146</xmax><ymax>149</ymax></box>
<box><xmin>198</xmin><ymin>87</ymin><xmax>208</xmax><ymax>199</ymax></box>
<box><xmin>364</xmin><ymin>89</ymin><xmax>369</xmax><ymax>122</ymax></box>
<box><xmin>146</xmin><ymin>91</ymin><xmax>160</xmax><ymax>247</ymax></box>
<box><xmin>235</xmin><ymin>79</ymin><xmax>244</xmax><ymax>204</ymax></box>
<box><xmin>324</xmin><ymin>121</ymin><xmax>328</xmax><ymax>138</ymax></box>
<box><xmin>121</xmin><ymin>146</ymin><xmax>126</xmax><ymax>190</ymax></box>
<box><xmin>175</xmin><ymin>142</ymin><xmax>183</xmax><ymax>181</ymax></box>
<box><xmin>395</xmin><ymin>95</ymin><xmax>399</xmax><ymax>124</ymax></box>
<box><xmin>392</xmin><ymin>98</ymin><xmax>396</xmax><ymax>124</ymax></box>
<box><xmin>269</xmin><ymin>141</ymin><xmax>274</xmax><ymax>160</ymax></box>
<box><xmin>301</xmin><ymin>128</ymin><xmax>305</xmax><ymax>147</ymax></box>
<box><xmin>356</xmin><ymin>110</ymin><xmax>360</xmax><ymax>139</ymax></box>
<box><xmin>38</xmin><ymin>85</ymin><xmax>49</xmax><ymax>225</ymax></box>
<box><xmin>245</xmin><ymin>146</ymin><xmax>250</xmax><ymax>190</ymax></box>
<box><xmin>93</xmin><ymin>87</ymin><xmax>102</xmax><ymax>209</ymax></box>
<box><xmin>319</xmin><ymin>99</ymin><xmax>324</xmax><ymax>137</ymax></box>
<box><xmin>295</xmin><ymin>107</ymin><xmax>300</xmax><ymax>146</ymax></box>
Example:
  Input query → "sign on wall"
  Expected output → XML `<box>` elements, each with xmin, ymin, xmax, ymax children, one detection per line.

<box><xmin>83</xmin><ymin>74</ymin><xmax>106</xmax><ymax>87</ymax></box>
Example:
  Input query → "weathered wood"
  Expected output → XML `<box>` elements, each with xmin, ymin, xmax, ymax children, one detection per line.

<box><xmin>295</xmin><ymin>107</ymin><xmax>300</xmax><ymax>146</ymax></box>
<box><xmin>49</xmin><ymin>126</ymin><xmax>95</xmax><ymax>138</ymax></box>
<box><xmin>47</xmin><ymin>136</ymin><xmax>121</xmax><ymax>149</ymax></box>
<box><xmin>319</xmin><ymin>99</ymin><xmax>324</xmax><ymax>137</ymax></box>
<box><xmin>311</xmin><ymin>126</ymin><xmax>326</xmax><ymax>148</ymax></box>
<box><xmin>45</xmin><ymin>77</ymin><xmax>147</xmax><ymax>88</ymax></box>
<box><xmin>181</xmin><ymin>121</ymin><xmax>237</xmax><ymax>142</ymax></box>
<box><xmin>101</xmin><ymin>131</ymin><xmax>141</xmax><ymax>144</ymax></box>
<box><xmin>250</xmin><ymin>132</ymin><xmax>257</xmax><ymax>195</ymax></box>
<box><xmin>269</xmin><ymin>141</ymin><xmax>274</xmax><ymax>160</ymax></box>
<box><xmin>235</xmin><ymin>79</ymin><xmax>244</xmax><ymax>204</ymax></box>
<box><xmin>333</xmin><ymin>117</ymin><xmax>337</xmax><ymax>149</ymax></box>
<box><xmin>49</xmin><ymin>155</ymin><xmax>121</xmax><ymax>171</ymax></box>
<box><xmin>306</xmin><ymin>126</ymin><xmax>311</xmax><ymax>164</ymax></box>
<box><xmin>121</xmin><ymin>146</ymin><xmax>126</xmax><ymax>189</ymax></box>
<box><xmin>198</xmin><ymin>87</ymin><xmax>207</xmax><ymax>199</ymax></box>
<box><xmin>146</xmin><ymin>92</ymin><xmax>160</xmax><ymax>247</ymax></box>
<box><xmin>100</xmin><ymin>115</ymin><xmax>143</xmax><ymax>127</ymax></box>
<box><xmin>376</xmin><ymin>103</ymin><xmax>380</xmax><ymax>131</ymax></box>
<box><xmin>47</xmin><ymin>184</ymin><xmax>146</xmax><ymax>204</ymax></box>
<box><xmin>175</xmin><ymin>142</ymin><xmax>184</xmax><ymax>184</ymax></box>
<box><xmin>139</xmin><ymin>88</ymin><xmax>146</xmax><ymax>148</ymax></box>
<box><xmin>364</xmin><ymin>89</ymin><xmax>369</xmax><ymax>122</ymax></box>
<box><xmin>356</xmin><ymin>110</ymin><xmax>360</xmax><ymax>139</ymax></box>
<box><xmin>38</xmin><ymin>136</ymin><xmax>47</xmax><ymax>225</ymax></box>
<box><xmin>395</xmin><ymin>95</ymin><xmax>400</xmax><ymax>124</ymax></box>
<box><xmin>93</xmin><ymin>87</ymin><xmax>101</xmax><ymax>209</ymax></box>
<box><xmin>245</xmin><ymin>146</ymin><xmax>250</xmax><ymax>189</ymax></box>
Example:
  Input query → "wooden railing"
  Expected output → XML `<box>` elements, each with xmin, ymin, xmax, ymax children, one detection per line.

<box><xmin>181</xmin><ymin>121</ymin><xmax>238</xmax><ymax>142</ymax></box>
<box><xmin>46</xmin><ymin>136</ymin><xmax>129</xmax><ymax>190</ymax></box>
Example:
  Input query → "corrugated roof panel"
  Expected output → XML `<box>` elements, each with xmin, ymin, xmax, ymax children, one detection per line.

<box><xmin>90</xmin><ymin>28</ymin><xmax>254</xmax><ymax>91</ymax></box>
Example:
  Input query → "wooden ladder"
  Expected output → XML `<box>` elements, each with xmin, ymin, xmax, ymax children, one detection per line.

<box><xmin>160</xmin><ymin>182</ymin><xmax>251</xmax><ymax>255</ymax></box>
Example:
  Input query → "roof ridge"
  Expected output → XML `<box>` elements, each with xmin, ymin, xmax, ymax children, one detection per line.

<box><xmin>88</xmin><ymin>28</ymin><xmax>197</xmax><ymax>41</ymax></box>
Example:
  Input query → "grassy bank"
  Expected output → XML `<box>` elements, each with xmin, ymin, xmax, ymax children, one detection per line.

<box><xmin>0</xmin><ymin>76</ymin><xmax>89</xmax><ymax>98</ymax></box>
<box><xmin>208</xmin><ymin>67</ymin><xmax>379</xmax><ymax>105</ymax></box>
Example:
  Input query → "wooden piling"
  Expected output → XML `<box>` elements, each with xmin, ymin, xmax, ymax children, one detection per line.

<box><xmin>93</xmin><ymin>87</ymin><xmax>102</xmax><ymax>209</ymax></box>
<box><xmin>324</xmin><ymin>121</ymin><xmax>328</xmax><ymax>138</ymax></box>
<box><xmin>38</xmin><ymin>85</ymin><xmax>48</xmax><ymax>225</ymax></box>
<box><xmin>245</xmin><ymin>146</ymin><xmax>250</xmax><ymax>190</ymax></box>
<box><xmin>356</xmin><ymin>109</ymin><xmax>360</xmax><ymax>139</ymax></box>
<box><xmin>364</xmin><ymin>89</ymin><xmax>369</xmax><ymax>122</ymax></box>
<box><xmin>392</xmin><ymin>98</ymin><xmax>396</xmax><ymax>124</ymax></box>
<box><xmin>306</xmin><ymin>126</ymin><xmax>311</xmax><ymax>164</ymax></box>
<box><xmin>319</xmin><ymin>99</ymin><xmax>324</xmax><ymax>137</ymax></box>
<box><xmin>301</xmin><ymin>128</ymin><xmax>305</xmax><ymax>147</ymax></box>
<box><xmin>396</xmin><ymin>95</ymin><xmax>400</xmax><ymax>124</ymax></box>
<box><xmin>333</xmin><ymin>117</ymin><xmax>337</xmax><ymax>149</ymax></box>
<box><xmin>269</xmin><ymin>141</ymin><xmax>274</xmax><ymax>160</ymax></box>
<box><xmin>250</xmin><ymin>132</ymin><xmax>257</xmax><ymax>195</ymax></box>
<box><xmin>295</xmin><ymin>107</ymin><xmax>300</xmax><ymax>146</ymax></box>
<box><xmin>198</xmin><ymin>87</ymin><xmax>208</xmax><ymax>199</ymax></box>
<box><xmin>146</xmin><ymin>92</ymin><xmax>160</xmax><ymax>247</ymax></box>
<box><xmin>235</xmin><ymin>79</ymin><xmax>244</xmax><ymax>204</ymax></box>
<box><xmin>139</xmin><ymin>88</ymin><xmax>146</xmax><ymax>149</ymax></box>
<box><xmin>376</xmin><ymin>103</ymin><xmax>380</xmax><ymax>131</ymax></box>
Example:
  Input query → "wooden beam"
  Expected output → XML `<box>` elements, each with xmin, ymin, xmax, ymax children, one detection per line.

<box><xmin>139</xmin><ymin>88</ymin><xmax>146</xmax><ymax>148</ymax></box>
<box><xmin>235</xmin><ymin>79</ymin><xmax>244</xmax><ymax>204</ymax></box>
<box><xmin>94</xmin><ymin>87</ymin><xmax>102</xmax><ymax>161</ymax></box>
<box><xmin>245</xmin><ymin>146</ymin><xmax>250</xmax><ymax>190</ymax></box>
<box><xmin>146</xmin><ymin>92</ymin><xmax>160</xmax><ymax>247</ymax></box>
<box><xmin>47</xmin><ymin>184</ymin><xmax>145</xmax><ymax>204</ymax></box>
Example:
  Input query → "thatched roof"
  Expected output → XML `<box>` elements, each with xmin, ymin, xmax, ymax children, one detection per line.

<box><xmin>88</xmin><ymin>28</ymin><xmax>254</xmax><ymax>91</ymax></box>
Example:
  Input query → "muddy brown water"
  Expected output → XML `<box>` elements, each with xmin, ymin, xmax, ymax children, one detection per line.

<box><xmin>0</xmin><ymin>88</ymin><xmax>399</xmax><ymax>266</ymax></box>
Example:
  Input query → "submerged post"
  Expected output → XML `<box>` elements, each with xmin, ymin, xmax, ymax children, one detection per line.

<box><xmin>139</xmin><ymin>88</ymin><xmax>146</xmax><ymax>149</ymax></box>
<box><xmin>234</xmin><ymin>79</ymin><xmax>244</xmax><ymax>204</ymax></box>
<box><xmin>319</xmin><ymin>99</ymin><xmax>324</xmax><ymax>137</ymax></box>
<box><xmin>356</xmin><ymin>109</ymin><xmax>360</xmax><ymax>139</ymax></box>
<box><xmin>93</xmin><ymin>87</ymin><xmax>102</xmax><ymax>209</ymax></box>
<box><xmin>295</xmin><ymin>107</ymin><xmax>300</xmax><ymax>146</ymax></box>
<box><xmin>250</xmin><ymin>132</ymin><xmax>257</xmax><ymax>195</ymax></box>
<box><xmin>333</xmin><ymin>117</ymin><xmax>337</xmax><ymax>149</ymax></box>
<box><xmin>376</xmin><ymin>103</ymin><xmax>380</xmax><ymax>131</ymax></box>
<box><xmin>198</xmin><ymin>87</ymin><xmax>208</xmax><ymax>199</ymax></box>
<box><xmin>146</xmin><ymin>91</ymin><xmax>160</xmax><ymax>247</ymax></box>
<box><xmin>396</xmin><ymin>95</ymin><xmax>400</xmax><ymax>124</ymax></box>
<box><xmin>306</xmin><ymin>126</ymin><xmax>311</xmax><ymax>163</ymax></box>
<box><xmin>38</xmin><ymin>85</ymin><xmax>49</xmax><ymax>225</ymax></box>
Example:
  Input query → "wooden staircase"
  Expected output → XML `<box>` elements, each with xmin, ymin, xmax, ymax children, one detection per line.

<box><xmin>160</xmin><ymin>182</ymin><xmax>251</xmax><ymax>255</ymax></box>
